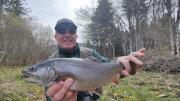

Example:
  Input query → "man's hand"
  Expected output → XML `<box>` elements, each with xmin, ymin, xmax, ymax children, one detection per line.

<box><xmin>112</xmin><ymin>48</ymin><xmax>146</xmax><ymax>84</ymax></box>
<box><xmin>46</xmin><ymin>78</ymin><xmax>77</xmax><ymax>101</ymax></box>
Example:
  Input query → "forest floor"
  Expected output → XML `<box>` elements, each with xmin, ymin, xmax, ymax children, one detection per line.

<box><xmin>0</xmin><ymin>66</ymin><xmax>179</xmax><ymax>101</ymax></box>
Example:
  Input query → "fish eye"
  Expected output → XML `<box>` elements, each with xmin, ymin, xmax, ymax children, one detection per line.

<box><xmin>29</xmin><ymin>67</ymin><xmax>37</xmax><ymax>72</ymax></box>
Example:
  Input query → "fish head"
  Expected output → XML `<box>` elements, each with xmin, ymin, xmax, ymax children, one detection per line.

<box><xmin>22</xmin><ymin>61</ymin><xmax>56</xmax><ymax>86</ymax></box>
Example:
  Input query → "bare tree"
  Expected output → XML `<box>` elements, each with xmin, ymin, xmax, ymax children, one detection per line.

<box><xmin>164</xmin><ymin>0</ymin><xmax>180</xmax><ymax>56</ymax></box>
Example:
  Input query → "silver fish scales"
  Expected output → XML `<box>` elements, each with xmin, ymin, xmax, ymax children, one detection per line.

<box><xmin>22</xmin><ymin>58</ymin><xmax>124</xmax><ymax>91</ymax></box>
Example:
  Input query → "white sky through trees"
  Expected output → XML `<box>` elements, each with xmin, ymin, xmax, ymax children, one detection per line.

<box><xmin>27</xmin><ymin>0</ymin><xmax>93</xmax><ymax>42</ymax></box>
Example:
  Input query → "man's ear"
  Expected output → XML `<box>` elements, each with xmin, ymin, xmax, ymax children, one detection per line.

<box><xmin>75</xmin><ymin>34</ymin><xmax>77</xmax><ymax>39</ymax></box>
<box><xmin>54</xmin><ymin>33</ymin><xmax>57</xmax><ymax>39</ymax></box>
<box><xmin>54</xmin><ymin>33</ymin><xmax>58</xmax><ymax>41</ymax></box>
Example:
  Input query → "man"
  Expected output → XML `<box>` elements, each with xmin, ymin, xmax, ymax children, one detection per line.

<box><xmin>46</xmin><ymin>18</ymin><xmax>145</xmax><ymax>101</ymax></box>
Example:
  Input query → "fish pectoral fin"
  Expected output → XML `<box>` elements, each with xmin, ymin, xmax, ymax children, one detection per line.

<box><xmin>111</xmin><ymin>73</ymin><xmax>120</xmax><ymax>84</ymax></box>
<box><xmin>54</xmin><ymin>77</ymin><xmax>65</xmax><ymax>82</ymax></box>
<box><xmin>55</xmin><ymin>73</ymin><xmax>76</xmax><ymax>82</ymax></box>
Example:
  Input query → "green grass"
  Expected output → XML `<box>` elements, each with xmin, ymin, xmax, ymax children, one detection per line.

<box><xmin>0</xmin><ymin>67</ymin><xmax>179</xmax><ymax>101</ymax></box>
<box><xmin>101</xmin><ymin>72</ymin><xmax>180</xmax><ymax>101</ymax></box>
<box><xmin>0</xmin><ymin>67</ymin><xmax>45</xmax><ymax>101</ymax></box>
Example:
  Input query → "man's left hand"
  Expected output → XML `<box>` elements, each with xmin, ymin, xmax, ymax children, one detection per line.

<box><xmin>118</xmin><ymin>48</ymin><xmax>146</xmax><ymax>76</ymax></box>
<box><xmin>112</xmin><ymin>48</ymin><xmax>146</xmax><ymax>84</ymax></box>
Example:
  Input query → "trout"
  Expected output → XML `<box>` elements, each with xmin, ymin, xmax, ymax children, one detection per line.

<box><xmin>22</xmin><ymin>58</ymin><xmax>125</xmax><ymax>91</ymax></box>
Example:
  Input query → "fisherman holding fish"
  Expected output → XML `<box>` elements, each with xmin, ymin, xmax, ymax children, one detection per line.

<box><xmin>23</xmin><ymin>18</ymin><xmax>145</xmax><ymax>101</ymax></box>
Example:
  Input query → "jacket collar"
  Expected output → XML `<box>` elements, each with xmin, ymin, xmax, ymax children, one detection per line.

<box><xmin>58</xmin><ymin>43</ymin><xmax>80</xmax><ymax>58</ymax></box>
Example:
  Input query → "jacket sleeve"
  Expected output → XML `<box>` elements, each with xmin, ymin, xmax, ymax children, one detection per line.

<box><xmin>92</xmin><ymin>50</ymin><xmax>111</xmax><ymax>63</ymax></box>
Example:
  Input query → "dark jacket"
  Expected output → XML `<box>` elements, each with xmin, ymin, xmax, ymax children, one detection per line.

<box><xmin>45</xmin><ymin>44</ymin><xmax>110</xmax><ymax>101</ymax></box>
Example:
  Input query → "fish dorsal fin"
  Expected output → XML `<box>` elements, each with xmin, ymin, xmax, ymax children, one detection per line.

<box><xmin>49</xmin><ymin>57</ymin><xmax>99</xmax><ymax>64</ymax></box>
<box><xmin>50</xmin><ymin>58</ymin><xmax>84</xmax><ymax>61</ymax></box>
<box><xmin>66</xmin><ymin>57</ymin><xmax>99</xmax><ymax>63</ymax></box>
<box><xmin>84</xmin><ymin>56</ymin><xmax>101</xmax><ymax>63</ymax></box>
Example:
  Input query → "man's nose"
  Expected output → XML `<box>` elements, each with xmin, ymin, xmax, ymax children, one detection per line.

<box><xmin>64</xmin><ymin>32</ymin><xmax>72</xmax><ymax>36</ymax></box>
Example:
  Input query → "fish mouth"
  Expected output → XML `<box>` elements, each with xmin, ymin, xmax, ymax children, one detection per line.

<box><xmin>21</xmin><ymin>72</ymin><xmax>32</xmax><ymax>79</ymax></box>
<box><xmin>21</xmin><ymin>72</ymin><xmax>42</xmax><ymax>84</ymax></box>
<box><xmin>21</xmin><ymin>71</ymin><xmax>39</xmax><ymax>82</ymax></box>
<box><xmin>21</xmin><ymin>74</ymin><xmax>29</xmax><ymax>78</ymax></box>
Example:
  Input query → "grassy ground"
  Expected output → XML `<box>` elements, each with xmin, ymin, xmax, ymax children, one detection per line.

<box><xmin>101</xmin><ymin>72</ymin><xmax>180</xmax><ymax>101</ymax></box>
<box><xmin>0</xmin><ymin>67</ymin><xmax>45</xmax><ymax>101</ymax></box>
<box><xmin>0</xmin><ymin>67</ymin><xmax>179</xmax><ymax>101</ymax></box>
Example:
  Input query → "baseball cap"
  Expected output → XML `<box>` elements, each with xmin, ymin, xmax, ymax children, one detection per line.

<box><xmin>55</xmin><ymin>18</ymin><xmax>77</xmax><ymax>34</ymax></box>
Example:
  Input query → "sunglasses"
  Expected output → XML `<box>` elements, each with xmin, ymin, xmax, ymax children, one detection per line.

<box><xmin>57</xmin><ymin>28</ymin><xmax>76</xmax><ymax>35</ymax></box>
<box><xmin>55</xmin><ymin>23</ymin><xmax>77</xmax><ymax>35</ymax></box>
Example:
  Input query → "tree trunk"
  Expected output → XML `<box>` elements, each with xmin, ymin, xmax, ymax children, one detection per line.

<box><xmin>175</xmin><ymin>33</ymin><xmax>179</xmax><ymax>56</ymax></box>
<box><xmin>164</xmin><ymin>0</ymin><xmax>176</xmax><ymax>55</ymax></box>
<box><xmin>175</xmin><ymin>0</ymin><xmax>180</xmax><ymax>57</ymax></box>
<box><xmin>170</xmin><ymin>29</ymin><xmax>175</xmax><ymax>55</ymax></box>
<box><xmin>129</xmin><ymin>38</ymin><xmax>133</xmax><ymax>53</ymax></box>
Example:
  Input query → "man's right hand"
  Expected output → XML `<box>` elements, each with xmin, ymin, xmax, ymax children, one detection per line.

<box><xmin>46</xmin><ymin>78</ymin><xmax>77</xmax><ymax>101</ymax></box>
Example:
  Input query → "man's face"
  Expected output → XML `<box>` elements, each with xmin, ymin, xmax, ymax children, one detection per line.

<box><xmin>55</xmin><ymin>32</ymin><xmax>77</xmax><ymax>50</ymax></box>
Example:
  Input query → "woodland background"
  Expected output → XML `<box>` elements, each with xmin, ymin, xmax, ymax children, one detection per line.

<box><xmin>0</xmin><ymin>0</ymin><xmax>179</xmax><ymax>101</ymax></box>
